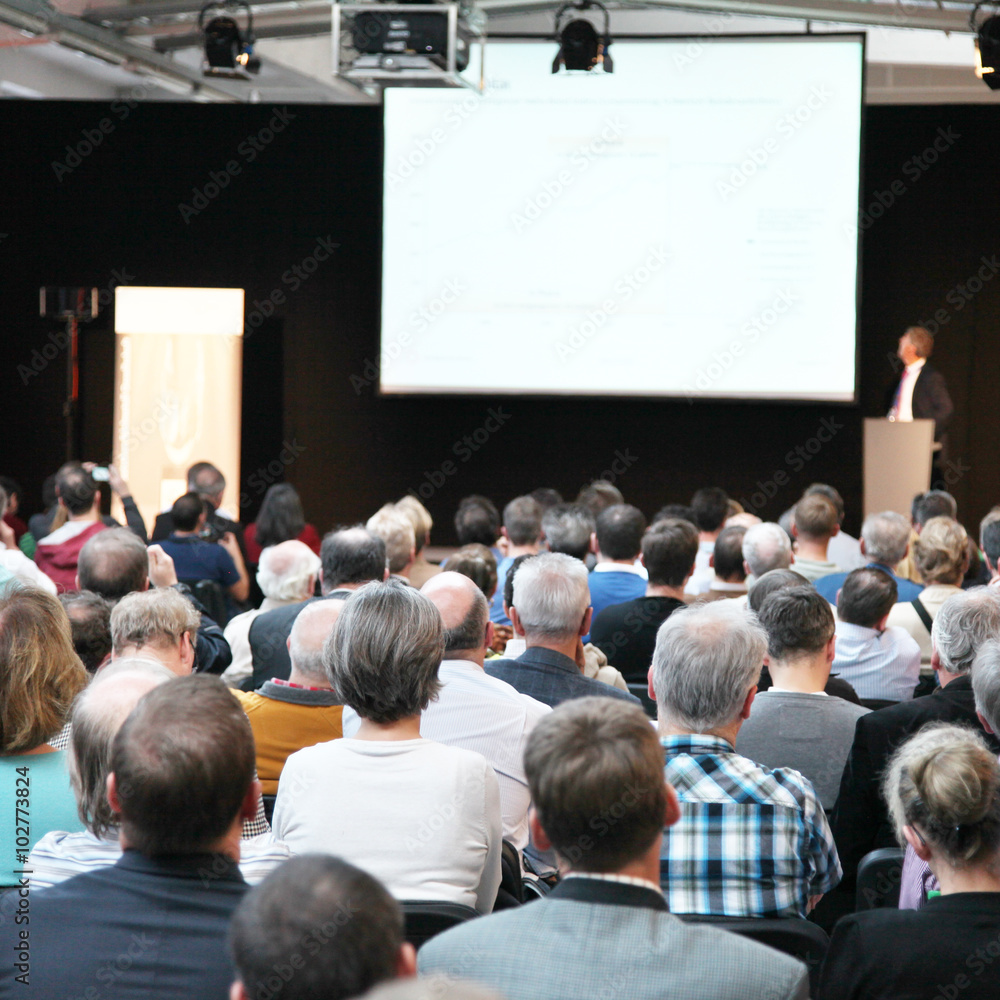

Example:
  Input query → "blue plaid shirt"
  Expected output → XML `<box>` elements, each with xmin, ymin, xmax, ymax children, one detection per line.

<box><xmin>660</xmin><ymin>734</ymin><xmax>841</xmax><ymax>918</ymax></box>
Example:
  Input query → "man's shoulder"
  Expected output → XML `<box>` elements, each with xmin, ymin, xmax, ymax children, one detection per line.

<box><xmin>251</xmin><ymin>597</ymin><xmax>313</xmax><ymax>633</ymax></box>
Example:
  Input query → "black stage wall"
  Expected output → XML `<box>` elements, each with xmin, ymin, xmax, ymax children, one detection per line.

<box><xmin>2</xmin><ymin>100</ymin><xmax>999</xmax><ymax>541</ymax></box>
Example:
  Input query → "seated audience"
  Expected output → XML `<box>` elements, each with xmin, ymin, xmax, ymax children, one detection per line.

<box><xmin>0</xmin><ymin>587</ymin><xmax>89</xmax><ymax>886</ymax></box>
<box><xmin>653</xmin><ymin>601</ymin><xmax>841</xmax><ymax>916</ymax></box>
<box><xmin>979</xmin><ymin>507</ymin><xmax>1000</xmax><ymax>585</ymax></box>
<box><xmin>575</xmin><ymin>480</ymin><xmax>624</xmax><ymax>519</ymax></box>
<box><xmin>0</xmin><ymin>476</ymin><xmax>28</xmax><ymax>543</ymax></box>
<box><xmin>28</xmin><ymin>660</ymin><xmax>289</xmax><ymax>888</ymax></box>
<box><xmin>243</xmin><ymin>482</ymin><xmax>321</xmax><ymax>566</ymax></box>
<box><xmin>789</xmin><ymin>493</ymin><xmax>842</xmax><ymax>582</ymax></box>
<box><xmin>367</xmin><ymin>504</ymin><xmax>417</xmax><ymax>583</ymax></box>
<box><xmin>815</xmin><ymin>510</ymin><xmax>923</xmax><ymax>605</ymax></box>
<box><xmin>489</xmin><ymin>495</ymin><xmax>543</xmax><ymax>625</ymax></box>
<box><xmin>110</xmin><ymin>587</ymin><xmax>201</xmax><ymax>676</ymax></box>
<box><xmin>486</xmin><ymin>552</ymin><xmax>640</xmax><ymax>708</ymax></box>
<box><xmin>806</xmin><ymin>483</ymin><xmax>866</xmax><ymax>572</ymax></box>
<box><xmin>832</xmin><ymin>567</ymin><xmax>922</xmax><ymax>705</ymax></box>
<box><xmin>0</xmin><ymin>675</ymin><xmax>260</xmax><ymax>998</ymax></box>
<box><xmin>419</xmin><ymin>697</ymin><xmax>810</xmax><ymax>1000</ymax></box>
<box><xmin>247</xmin><ymin>526</ymin><xmax>386</xmax><ymax>687</ymax></box>
<box><xmin>396</xmin><ymin>495</ymin><xmax>442</xmax><ymax>589</ymax></box>
<box><xmin>155</xmin><ymin>491</ymin><xmax>250</xmax><ymax>607</ymax></box>
<box><xmin>737</xmin><ymin>586</ymin><xmax>870</xmax><ymax>809</ymax></box>
<box><xmin>273</xmin><ymin>580</ymin><xmax>502</xmax><ymax>913</ymax></box>
<box><xmin>696</xmin><ymin>523</ymin><xmax>748</xmax><ymax>602</ymax></box>
<box><xmin>443</xmin><ymin>544</ymin><xmax>498</xmax><ymax>601</ymax></box>
<box><xmin>820</xmin><ymin>723</ymin><xmax>1000</xmax><ymax>1000</ymax></box>
<box><xmin>590</xmin><ymin>517</ymin><xmax>697</xmax><ymax>685</ymax></box>
<box><xmin>541</xmin><ymin>503</ymin><xmax>595</xmax><ymax>562</ymax></box>
<box><xmin>234</xmin><ymin>600</ymin><xmax>344</xmax><ymax>796</ymax></box>
<box><xmin>833</xmin><ymin>587</ymin><xmax>1000</xmax><ymax>879</ymax></box>
<box><xmin>587</xmin><ymin>504</ymin><xmax>648</xmax><ymax>620</ymax></box>
<box><xmin>454</xmin><ymin>495</ymin><xmax>502</xmax><ymax>559</ymax></box>
<box><xmin>894</xmin><ymin>488</ymin><xmax>959</xmax><ymax>583</ymax></box>
<box><xmin>222</xmin><ymin>540</ymin><xmax>320</xmax><ymax>687</ymax></box>
<box><xmin>684</xmin><ymin>486</ymin><xmax>730</xmax><ymax>596</ymax></box>
<box><xmin>59</xmin><ymin>590</ymin><xmax>112</xmax><ymax>673</ymax></box>
<box><xmin>886</xmin><ymin>515</ymin><xmax>968</xmax><ymax>663</ymax></box>
<box><xmin>229</xmin><ymin>855</ymin><xmax>415</xmax><ymax>1000</ymax></box>
<box><xmin>743</xmin><ymin>520</ymin><xmax>794</xmax><ymax>585</ymax></box>
<box><xmin>0</xmin><ymin>483</ymin><xmax>56</xmax><ymax>592</ymax></box>
<box><xmin>151</xmin><ymin>460</ymin><xmax>245</xmax><ymax>557</ymax></box>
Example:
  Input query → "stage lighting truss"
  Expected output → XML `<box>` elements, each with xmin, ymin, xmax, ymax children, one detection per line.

<box><xmin>199</xmin><ymin>0</ymin><xmax>260</xmax><ymax>79</ymax></box>
<box><xmin>551</xmin><ymin>0</ymin><xmax>612</xmax><ymax>73</ymax></box>
<box><xmin>332</xmin><ymin>0</ymin><xmax>485</xmax><ymax>91</ymax></box>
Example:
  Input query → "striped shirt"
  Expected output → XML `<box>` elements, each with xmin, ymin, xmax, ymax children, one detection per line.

<box><xmin>832</xmin><ymin>619</ymin><xmax>922</xmax><ymax>703</ymax></box>
<box><xmin>660</xmin><ymin>734</ymin><xmax>841</xmax><ymax>918</ymax></box>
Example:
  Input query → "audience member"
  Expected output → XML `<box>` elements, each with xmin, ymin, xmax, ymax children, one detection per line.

<box><xmin>0</xmin><ymin>484</ymin><xmax>56</xmax><ymax>592</ymax></box>
<box><xmin>575</xmin><ymin>480</ymin><xmax>624</xmax><ymax>519</ymax></box>
<box><xmin>273</xmin><ymin>580</ymin><xmax>502</xmax><ymax>912</ymax></box>
<box><xmin>419</xmin><ymin>697</ymin><xmax>810</xmax><ymax>1000</ymax></box>
<box><xmin>743</xmin><ymin>521</ymin><xmax>794</xmax><ymax>583</ymax></box>
<box><xmin>0</xmin><ymin>475</ymin><xmax>28</xmax><ymax>543</ymax></box>
<box><xmin>489</xmin><ymin>495</ymin><xmax>543</xmax><ymax>625</ymax></box>
<box><xmin>820</xmin><ymin>724</ymin><xmax>1000</xmax><ymax>1000</ymax></box>
<box><xmin>243</xmin><ymin>483</ymin><xmax>321</xmax><ymax>565</ymax></box>
<box><xmin>367</xmin><ymin>503</ymin><xmax>417</xmax><ymax>582</ymax></box>
<box><xmin>361</xmin><ymin>980</ymin><xmax>502</xmax><ymax>1000</ymax></box>
<box><xmin>653</xmin><ymin>601</ymin><xmax>841</xmax><ymax>916</ymax></box>
<box><xmin>587</xmin><ymin>504</ymin><xmax>648</xmax><ymax>619</ymax></box>
<box><xmin>0</xmin><ymin>587</ymin><xmax>89</xmax><ymax>886</ymax></box>
<box><xmin>28</xmin><ymin>660</ymin><xmax>289</xmax><ymax>888</ymax></box>
<box><xmin>229</xmin><ymin>855</ymin><xmax>415</xmax><ymax>1000</ymax></box>
<box><xmin>815</xmin><ymin>510</ymin><xmax>922</xmax><ymax>605</ymax></box>
<box><xmin>454</xmin><ymin>495</ymin><xmax>501</xmax><ymax>553</ymax></box>
<box><xmin>396</xmin><ymin>495</ymin><xmax>442</xmax><ymax>588</ymax></box>
<box><xmin>222</xmin><ymin>540</ymin><xmax>320</xmax><ymax>687</ymax></box>
<box><xmin>151</xmin><ymin>460</ymin><xmax>245</xmax><ymax>556</ymax></box>
<box><xmin>25</xmin><ymin>472</ymin><xmax>59</xmax><ymax>548</ymax></box>
<box><xmin>652</xmin><ymin>502</ymin><xmax>697</xmax><ymax>527</ymax></box>
<box><xmin>59</xmin><ymin>590</ymin><xmax>112</xmax><ymax>673</ymax></box>
<box><xmin>832</xmin><ymin>567</ymin><xmax>922</xmax><ymax>705</ymax></box>
<box><xmin>895</xmin><ymin>489</ymin><xmax>959</xmax><ymax>584</ymax></box>
<box><xmin>737</xmin><ymin>586</ymin><xmax>870</xmax><ymax>809</ymax></box>
<box><xmin>979</xmin><ymin>507</ymin><xmax>1000</xmax><ymax>584</ymax></box>
<box><xmin>247</xmin><ymin>526</ymin><xmax>386</xmax><ymax>687</ymax></box>
<box><xmin>804</xmin><ymin>483</ymin><xmax>866</xmax><ymax>571</ymax></box>
<box><xmin>789</xmin><ymin>493</ymin><xmax>842</xmax><ymax>582</ymax></box>
<box><xmin>110</xmin><ymin>587</ymin><xmax>201</xmax><ymax>675</ymax></box>
<box><xmin>886</xmin><ymin>516</ymin><xmax>968</xmax><ymax>663</ymax></box>
<box><xmin>0</xmin><ymin>675</ymin><xmax>261</xmax><ymax>998</ymax></box>
<box><xmin>530</xmin><ymin>486</ymin><xmax>563</xmax><ymax>511</ymax></box>
<box><xmin>684</xmin><ymin>486</ymin><xmax>730</xmax><ymax>595</ymax></box>
<box><xmin>486</xmin><ymin>552</ymin><xmax>640</xmax><ymax>708</ymax></box>
<box><xmin>541</xmin><ymin>502</ymin><xmax>595</xmax><ymax>562</ymax></box>
<box><xmin>443</xmin><ymin>544</ymin><xmax>498</xmax><ymax>601</ymax></box>
<box><xmin>696</xmin><ymin>523</ymin><xmax>748</xmax><ymax>602</ymax></box>
<box><xmin>234</xmin><ymin>599</ymin><xmax>344</xmax><ymax>795</ymax></box>
<box><xmin>833</xmin><ymin>587</ymin><xmax>1000</xmax><ymax>879</ymax></box>
<box><xmin>590</xmin><ymin>517</ymin><xmax>697</xmax><ymax>685</ymax></box>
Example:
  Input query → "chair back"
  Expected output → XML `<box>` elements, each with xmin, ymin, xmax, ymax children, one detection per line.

<box><xmin>856</xmin><ymin>846</ymin><xmax>905</xmax><ymax>910</ymax></box>
<box><xmin>181</xmin><ymin>578</ymin><xmax>229</xmax><ymax>627</ymax></box>
<box><xmin>400</xmin><ymin>901</ymin><xmax>479</xmax><ymax>949</ymax></box>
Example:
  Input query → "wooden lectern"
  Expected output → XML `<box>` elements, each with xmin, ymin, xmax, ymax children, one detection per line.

<box><xmin>863</xmin><ymin>418</ymin><xmax>935</xmax><ymax>519</ymax></box>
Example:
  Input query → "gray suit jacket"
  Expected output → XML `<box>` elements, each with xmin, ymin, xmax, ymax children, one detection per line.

<box><xmin>418</xmin><ymin>877</ymin><xmax>809</xmax><ymax>1000</ymax></box>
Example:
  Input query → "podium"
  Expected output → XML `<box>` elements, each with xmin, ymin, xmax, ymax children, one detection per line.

<box><xmin>863</xmin><ymin>418</ymin><xmax>935</xmax><ymax>519</ymax></box>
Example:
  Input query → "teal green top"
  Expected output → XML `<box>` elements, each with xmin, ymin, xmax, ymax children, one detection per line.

<box><xmin>0</xmin><ymin>750</ymin><xmax>84</xmax><ymax>886</ymax></box>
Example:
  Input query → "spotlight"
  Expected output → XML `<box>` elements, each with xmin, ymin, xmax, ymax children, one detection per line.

<box><xmin>552</xmin><ymin>0</ymin><xmax>612</xmax><ymax>74</ymax></box>
<box><xmin>199</xmin><ymin>1</ymin><xmax>260</xmax><ymax>79</ymax></box>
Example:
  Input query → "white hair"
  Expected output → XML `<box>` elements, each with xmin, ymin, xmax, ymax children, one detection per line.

<box><xmin>932</xmin><ymin>588</ymin><xmax>1000</xmax><ymax>676</ymax></box>
<box><xmin>512</xmin><ymin>552</ymin><xmax>589</xmax><ymax>641</ymax></box>
<box><xmin>742</xmin><ymin>522</ymin><xmax>792</xmax><ymax>577</ymax></box>
<box><xmin>256</xmin><ymin>541</ymin><xmax>321</xmax><ymax>602</ymax></box>
<box><xmin>861</xmin><ymin>511</ymin><xmax>911</xmax><ymax>567</ymax></box>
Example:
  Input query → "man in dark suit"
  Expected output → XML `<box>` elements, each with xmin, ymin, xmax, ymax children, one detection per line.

<box><xmin>151</xmin><ymin>460</ymin><xmax>247</xmax><ymax>555</ymax></box>
<box><xmin>419</xmin><ymin>697</ymin><xmax>809</xmax><ymax>1000</ymax></box>
<box><xmin>485</xmin><ymin>551</ymin><xmax>641</xmax><ymax>709</ymax></box>
<box><xmin>0</xmin><ymin>675</ymin><xmax>259</xmax><ymax>998</ymax></box>
<box><xmin>832</xmin><ymin>587</ymin><xmax>1000</xmax><ymax>880</ymax></box>
<box><xmin>243</xmin><ymin>526</ymin><xmax>386</xmax><ymax>689</ymax></box>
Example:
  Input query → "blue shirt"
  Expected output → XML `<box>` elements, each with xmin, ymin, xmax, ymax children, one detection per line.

<box><xmin>814</xmin><ymin>563</ymin><xmax>923</xmax><ymax>605</ymax></box>
<box><xmin>587</xmin><ymin>568</ymin><xmax>647</xmax><ymax>623</ymax></box>
<box><xmin>489</xmin><ymin>555</ymin><xmax>516</xmax><ymax>625</ymax></box>
<box><xmin>157</xmin><ymin>534</ymin><xmax>239</xmax><ymax>588</ymax></box>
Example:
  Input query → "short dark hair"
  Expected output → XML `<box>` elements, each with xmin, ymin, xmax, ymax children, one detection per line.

<box><xmin>503</xmin><ymin>496</ymin><xmax>542</xmax><ymax>546</ymax></box>
<box><xmin>321</xmin><ymin>526</ymin><xmax>386</xmax><ymax>589</ymax></box>
<box><xmin>690</xmin><ymin>487</ymin><xmax>729</xmax><ymax>533</ymax></box>
<box><xmin>542</xmin><ymin>503</ymin><xmax>595</xmax><ymax>561</ymax></box>
<box><xmin>56</xmin><ymin>462</ymin><xmax>98</xmax><ymax>516</ymax></box>
<box><xmin>913</xmin><ymin>490</ymin><xmax>958</xmax><ymax>527</ymax></box>
<box><xmin>576</xmin><ymin>481</ymin><xmax>624</xmax><ymax>519</ymax></box>
<box><xmin>111</xmin><ymin>675</ymin><xmax>255</xmax><ymax>855</ymax></box>
<box><xmin>171</xmin><ymin>492</ymin><xmax>205</xmax><ymax>532</ymax></box>
<box><xmin>503</xmin><ymin>553</ymin><xmax>537</xmax><ymax>611</ymax></box>
<box><xmin>454</xmin><ymin>496</ymin><xmax>500</xmax><ymax>547</ymax></box>
<box><xmin>642</xmin><ymin>519</ymin><xmax>698</xmax><ymax>587</ymax></box>
<box><xmin>747</xmin><ymin>568</ymin><xmax>811</xmax><ymax>615</ymax></box>
<box><xmin>0</xmin><ymin>476</ymin><xmax>21</xmax><ymax>503</ymax></box>
<box><xmin>757</xmin><ymin>585</ymin><xmax>835</xmax><ymax>661</ymax></box>
<box><xmin>254</xmin><ymin>483</ymin><xmax>306</xmax><ymax>549</ymax></box>
<box><xmin>595</xmin><ymin>504</ymin><xmax>646</xmax><ymax>561</ymax></box>
<box><xmin>530</xmin><ymin>487</ymin><xmax>563</xmax><ymax>511</ymax></box>
<box><xmin>77</xmin><ymin>528</ymin><xmax>149</xmax><ymax>603</ymax></box>
<box><xmin>229</xmin><ymin>855</ymin><xmax>403</xmax><ymax>1000</ymax></box>
<box><xmin>325</xmin><ymin>580</ymin><xmax>442</xmax><ymax>724</ymax></box>
<box><xmin>443</xmin><ymin>544</ymin><xmax>497</xmax><ymax>599</ymax></box>
<box><xmin>713</xmin><ymin>525</ymin><xmax>748</xmax><ymax>581</ymax></box>
<box><xmin>652</xmin><ymin>504</ymin><xmax>697</xmax><ymax>528</ymax></box>
<box><xmin>524</xmin><ymin>698</ymin><xmax>667</xmax><ymax>872</ymax></box>
<box><xmin>59</xmin><ymin>591</ymin><xmax>112</xmax><ymax>673</ymax></box>
<box><xmin>838</xmin><ymin>567</ymin><xmax>898</xmax><ymax>628</ymax></box>
<box><xmin>187</xmin><ymin>461</ymin><xmax>225</xmax><ymax>498</ymax></box>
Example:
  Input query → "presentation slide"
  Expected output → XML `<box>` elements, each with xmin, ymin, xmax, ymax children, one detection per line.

<box><xmin>380</xmin><ymin>37</ymin><xmax>863</xmax><ymax>400</ymax></box>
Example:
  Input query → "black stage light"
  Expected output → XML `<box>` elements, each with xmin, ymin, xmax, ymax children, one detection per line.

<box><xmin>976</xmin><ymin>15</ymin><xmax>1000</xmax><ymax>88</ymax></box>
<box><xmin>199</xmin><ymin>2</ymin><xmax>260</xmax><ymax>78</ymax></box>
<box><xmin>552</xmin><ymin>0</ymin><xmax>612</xmax><ymax>73</ymax></box>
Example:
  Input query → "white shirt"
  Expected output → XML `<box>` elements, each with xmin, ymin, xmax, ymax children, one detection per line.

<box><xmin>895</xmin><ymin>358</ymin><xmax>926</xmax><ymax>422</ymax></box>
<box><xmin>342</xmin><ymin>660</ymin><xmax>550</xmax><ymax>852</ymax></box>
<box><xmin>273</xmin><ymin>737</ymin><xmax>502</xmax><ymax>913</ymax></box>
<box><xmin>592</xmin><ymin>561</ymin><xmax>648</xmax><ymax>579</ymax></box>
<box><xmin>221</xmin><ymin>596</ymin><xmax>297</xmax><ymax>687</ymax></box>
<box><xmin>0</xmin><ymin>549</ymin><xmax>56</xmax><ymax>594</ymax></box>
<box><xmin>833</xmin><ymin>619</ymin><xmax>922</xmax><ymax>702</ymax></box>
<box><xmin>684</xmin><ymin>540</ymin><xmax>716</xmax><ymax>596</ymax></box>
<box><xmin>827</xmin><ymin>531</ymin><xmax>866</xmax><ymax>573</ymax></box>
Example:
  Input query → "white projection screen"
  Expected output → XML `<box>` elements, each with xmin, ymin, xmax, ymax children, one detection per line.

<box><xmin>379</xmin><ymin>35</ymin><xmax>863</xmax><ymax>401</ymax></box>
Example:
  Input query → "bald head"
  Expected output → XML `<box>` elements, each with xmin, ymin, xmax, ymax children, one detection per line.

<box><xmin>257</xmin><ymin>540</ymin><xmax>320</xmax><ymax>602</ymax></box>
<box><xmin>422</xmin><ymin>571</ymin><xmax>489</xmax><ymax>659</ymax></box>
<box><xmin>288</xmin><ymin>599</ymin><xmax>346</xmax><ymax>685</ymax></box>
